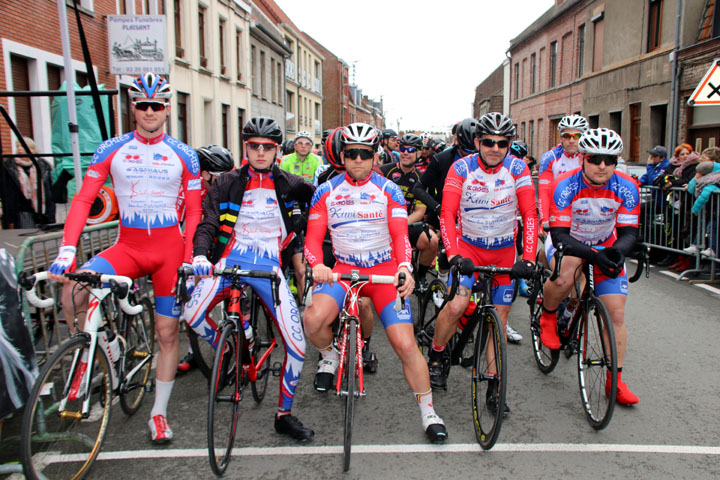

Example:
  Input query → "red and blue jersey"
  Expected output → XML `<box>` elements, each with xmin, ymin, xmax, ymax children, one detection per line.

<box><xmin>305</xmin><ymin>171</ymin><xmax>411</xmax><ymax>268</ymax></box>
<box><xmin>538</xmin><ymin>144</ymin><xmax>582</xmax><ymax>223</ymax></box>
<box><xmin>441</xmin><ymin>153</ymin><xmax>537</xmax><ymax>261</ymax></box>
<box><xmin>549</xmin><ymin>168</ymin><xmax>640</xmax><ymax>246</ymax></box>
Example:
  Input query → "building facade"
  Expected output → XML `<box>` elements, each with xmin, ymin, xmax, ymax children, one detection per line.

<box><xmin>472</xmin><ymin>63</ymin><xmax>505</xmax><ymax>123</ymax></box>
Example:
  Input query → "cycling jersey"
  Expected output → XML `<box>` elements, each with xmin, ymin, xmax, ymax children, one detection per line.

<box><xmin>415</xmin><ymin>156</ymin><xmax>430</xmax><ymax>175</ymax></box>
<box><xmin>280</xmin><ymin>152</ymin><xmax>323</xmax><ymax>182</ymax></box>
<box><xmin>440</xmin><ymin>154</ymin><xmax>538</xmax><ymax>262</ymax></box>
<box><xmin>538</xmin><ymin>144</ymin><xmax>582</xmax><ymax>224</ymax></box>
<box><xmin>62</xmin><ymin>131</ymin><xmax>202</xmax><ymax>317</ymax></box>
<box><xmin>304</xmin><ymin>171</ymin><xmax>412</xmax><ymax>269</ymax></box>
<box><xmin>379</xmin><ymin>162</ymin><xmax>425</xmax><ymax>215</ymax></box>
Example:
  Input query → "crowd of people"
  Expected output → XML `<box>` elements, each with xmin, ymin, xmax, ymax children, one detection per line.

<box><xmin>40</xmin><ymin>71</ymin><xmax>719</xmax><ymax>453</ymax></box>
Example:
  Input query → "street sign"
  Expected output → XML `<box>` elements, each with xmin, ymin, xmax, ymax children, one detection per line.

<box><xmin>107</xmin><ymin>15</ymin><xmax>168</xmax><ymax>75</ymax></box>
<box><xmin>688</xmin><ymin>60</ymin><xmax>720</xmax><ymax>106</ymax></box>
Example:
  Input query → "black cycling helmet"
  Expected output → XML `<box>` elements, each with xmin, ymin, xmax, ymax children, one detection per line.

<box><xmin>456</xmin><ymin>118</ymin><xmax>478</xmax><ymax>153</ymax></box>
<box><xmin>476</xmin><ymin>112</ymin><xmax>516</xmax><ymax>139</ymax></box>
<box><xmin>509</xmin><ymin>140</ymin><xmax>528</xmax><ymax>159</ymax></box>
<box><xmin>196</xmin><ymin>145</ymin><xmax>235</xmax><ymax>173</ymax></box>
<box><xmin>324</xmin><ymin>126</ymin><xmax>345</xmax><ymax>169</ymax></box>
<box><xmin>242</xmin><ymin>116</ymin><xmax>282</xmax><ymax>144</ymax></box>
<box><xmin>381</xmin><ymin>128</ymin><xmax>398</xmax><ymax>140</ymax></box>
<box><xmin>434</xmin><ymin>140</ymin><xmax>447</xmax><ymax>152</ymax></box>
<box><xmin>281</xmin><ymin>139</ymin><xmax>295</xmax><ymax>156</ymax></box>
<box><xmin>399</xmin><ymin>133</ymin><xmax>423</xmax><ymax>149</ymax></box>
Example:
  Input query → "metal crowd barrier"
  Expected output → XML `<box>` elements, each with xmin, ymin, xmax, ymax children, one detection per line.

<box><xmin>14</xmin><ymin>221</ymin><xmax>152</xmax><ymax>363</ymax></box>
<box><xmin>639</xmin><ymin>185</ymin><xmax>719</xmax><ymax>282</ymax></box>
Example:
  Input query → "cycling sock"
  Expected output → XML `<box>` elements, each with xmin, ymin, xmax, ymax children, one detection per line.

<box><xmin>363</xmin><ymin>336</ymin><xmax>371</xmax><ymax>352</ymax></box>
<box><xmin>276</xmin><ymin>408</ymin><xmax>290</xmax><ymax>418</ymax></box>
<box><xmin>418</xmin><ymin>264</ymin><xmax>429</xmax><ymax>279</ymax></box>
<box><xmin>150</xmin><ymin>379</ymin><xmax>175</xmax><ymax>418</ymax></box>
<box><xmin>430</xmin><ymin>341</ymin><xmax>446</xmax><ymax>355</ymax></box>
<box><xmin>414</xmin><ymin>389</ymin><xmax>436</xmax><ymax>418</ymax></box>
<box><xmin>319</xmin><ymin>343</ymin><xmax>338</xmax><ymax>360</ymax></box>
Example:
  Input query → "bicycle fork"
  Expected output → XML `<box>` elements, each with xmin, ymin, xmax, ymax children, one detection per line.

<box><xmin>335</xmin><ymin>318</ymin><xmax>365</xmax><ymax>399</ymax></box>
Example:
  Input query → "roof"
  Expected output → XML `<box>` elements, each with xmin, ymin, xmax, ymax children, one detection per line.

<box><xmin>509</xmin><ymin>0</ymin><xmax>584</xmax><ymax>51</ymax></box>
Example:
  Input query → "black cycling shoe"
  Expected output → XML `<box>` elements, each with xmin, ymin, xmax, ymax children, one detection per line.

<box><xmin>274</xmin><ymin>414</ymin><xmax>314</xmax><ymax>442</ymax></box>
<box><xmin>362</xmin><ymin>348</ymin><xmax>378</xmax><ymax>373</ymax></box>
<box><xmin>177</xmin><ymin>353</ymin><xmax>196</xmax><ymax>373</ymax></box>
<box><xmin>423</xmin><ymin>415</ymin><xmax>448</xmax><ymax>444</ymax></box>
<box><xmin>486</xmin><ymin>378</ymin><xmax>510</xmax><ymax>417</ymax></box>
<box><xmin>428</xmin><ymin>353</ymin><xmax>449</xmax><ymax>390</ymax></box>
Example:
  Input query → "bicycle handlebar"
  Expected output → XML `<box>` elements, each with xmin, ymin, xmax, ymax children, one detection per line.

<box><xmin>20</xmin><ymin>271</ymin><xmax>143</xmax><ymax>315</ymax></box>
<box><xmin>175</xmin><ymin>265</ymin><xmax>194</xmax><ymax>304</ymax></box>
<box><xmin>446</xmin><ymin>263</ymin><xmax>515</xmax><ymax>303</ymax></box>
<box><xmin>214</xmin><ymin>267</ymin><xmax>282</xmax><ymax>309</ymax></box>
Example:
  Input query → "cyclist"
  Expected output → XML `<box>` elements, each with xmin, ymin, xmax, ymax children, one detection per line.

<box><xmin>416</xmin><ymin>137</ymin><xmax>435</xmax><ymax>175</ymax></box>
<box><xmin>303</xmin><ymin>123</ymin><xmax>449</xmax><ymax>443</ymax></box>
<box><xmin>380</xmin><ymin>133</ymin><xmax>439</xmax><ymax>290</ymax></box>
<box><xmin>540</xmin><ymin>128</ymin><xmax>640</xmax><ymax>406</ymax></box>
<box><xmin>177</xmin><ymin>145</ymin><xmax>235</xmax><ymax>373</ymax></box>
<box><xmin>379</xmin><ymin>128</ymin><xmax>400</xmax><ymax>165</ymax></box>
<box><xmin>48</xmin><ymin>73</ymin><xmax>201</xmax><ymax>443</ymax></box>
<box><xmin>538</xmin><ymin>114</ymin><xmax>588</xmax><ymax>231</ymax></box>
<box><xmin>188</xmin><ymin>116</ymin><xmax>316</xmax><ymax>441</ymax></box>
<box><xmin>428</xmin><ymin>113</ymin><xmax>538</xmax><ymax>410</ymax></box>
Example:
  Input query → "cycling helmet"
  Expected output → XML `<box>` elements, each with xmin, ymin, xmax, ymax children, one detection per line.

<box><xmin>280</xmin><ymin>139</ymin><xmax>295</xmax><ymax>156</ymax></box>
<box><xmin>242</xmin><ymin>116</ymin><xmax>282</xmax><ymax>144</ymax></box>
<box><xmin>324</xmin><ymin>126</ymin><xmax>345</xmax><ymax>169</ymax></box>
<box><xmin>476</xmin><ymin>112</ymin><xmax>516</xmax><ymax>139</ymax></box>
<box><xmin>381</xmin><ymin>128</ymin><xmax>398</xmax><ymax>140</ymax></box>
<box><xmin>434</xmin><ymin>140</ymin><xmax>447</xmax><ymax>152</ymax></box>
<box><xmin>129</xmin><ymin>72</ymin><xmax>172</xmax><ymax>100</ymax></box>
<box><xmin>455</xmin><ymin>118</ymin><xmax>478</xmax><ymax>153</ymax></box>
<box><xmin>196</xmin><ymin>145</ymin><xmax>235</xmax><ymax>173</ymax></box>
<box><xmin>399</xmin><ymin>133</ymin><xmax>423</xmax><ymax>149</ymax></box>
<box><xmin>295</xmin><ymin>130</ymin><xmax>313</xmax><ymax>143</ymax></box>
<box><xmin>578</xmin><ymin>128</ymin><xmax>623</xmax><ymax>155</ymax></box>
<box><xmin>322</xmin><ymin>129</ymin><xmax>334</xmax><ymax>143</ymax></box>
<box><xmin>558</xmin><ymin>114</ymin><xmax>588</xmax><ymax>133</ymax></box>
<box><xmin>342</xmin><ymin>123</ymin><xmax>380</xmax><ymax>151</ymax></box>
<box><xmin>509</xmin><ymin>140</ymin><xmax>528</xmax><ymax>159</ymax></box>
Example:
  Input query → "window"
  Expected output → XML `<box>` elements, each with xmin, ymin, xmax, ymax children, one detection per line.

<box><xmin>521</xmin><ymin>122</ymin><xmax>526</xmax><ymax>142</ymax></box>
<box><xmin>198</xmin><ymin>5</ymin><xmax>207</xmax><ymax>68</ymax></box>
<box><xmin>236</xmin><ymin>29</ymin><xmax>242</xmax><ymax>81</ymax></box>
<box><xmin>588</xmin><ymin>114</ymin><xmax>599</xmax><ymax>129</ymax></box>
<box><xmin>592</xmin><ymin>13</ymin><xmax>604</xmax><ymax>72</ymax></box>
<box><xmin>219</xmin><ymin>19</ymin><xmax>226</xmax><ymax>75</ymax></box>
<box><xmin>174</xmin><ymin>0</ymin><xmax>183</xmax><ymax>57</ymax></box>
<box><xmin>120</xmin><ymin>86</ymin><xmax>136</xmax><ymax>133</ymax></box>
<box><xmin>222</xmin><ymin>104</ymin><xmax>229</xmax><ymax>149</ymax></box>
<box><xmin>538</xmin><ymin>47</ymin><xmax>544</xmax><ymax>90</ymax></box>
<box><xmin>577</xmin><ymin>24</ymin><xmax>585</xmax><ymax>77</ymax></box>
<box><xmin>647</xmin><ymin>0</ymin><xmax>663</xmax><ymax>52</ymax></box>
<box><xmin>251</xmin><ymin>45</ymin><xmax>257</xmax><ymax>95</ymax></box>
<box><xmin>260</xmin><ymin>51</ymin><xmax>266</xmax><ymax>99</ymax></box>
<box><xmin>277</xmin><ymin>61</ymin><xmax>283</xmax><ymax>105</ymax></box>
<box><xmin>237</xmin><ymin>107</ymin><xmax>245</xmax><ymax>159</ymax></box>
<box><xmin>271</xmin><ymin>61</ymin><xmax>276</xmax><ymax>103</ymax></box>
<box><xmin>119</xmin><ymin>0</ymin><xmax>127</xmax><ymax>14</ymax></box>
<box><xmin>550</xmin><ymin>41</ymin><xmax>557</xmax><ymax>87</ymax></box>
<box><xmin>529</xmin><ymin>120</ymin><xmax>535</xmax><ymax>155</ymax></box>
<box><xmin>521</xmin><ymin>58</ymin><xmax>527</xmax><ymax>97</ymax></box>
<box><xmin>177</xmin><ymin>92</ymin><xmax>189</xmax><ymax>143</ymax></box>
<box><xmin>530</xmin><ymin>53</ymin><xmax>536</xmax><ymax>94</ymax></box>
<box><xmin>514</xmin><ymin>62</ymin><xmax>519</xmax><ymax>99</ymax></box>
<box><xmin>11</xmin><ymin>55</ymin><xmax>33</xmax><ymax>138</ymax></box>
<box><xmin>609</xmin><ymin>111</ymin><xmax>622</xmax><ymax>136</ymax></box>
<box><xmin>76</xmin><ymin>71</ymin><xmax>88</xmax><ymax>87</ymax></box>
<box><xmin>650</xmin><ymin>104</ymin><xmax>667</xmax><ymax>148</ymax></box>
<box><xmin>47</xmin><ymin>64</ymin><xmax>62</xmax><ymax>91</ymax></box>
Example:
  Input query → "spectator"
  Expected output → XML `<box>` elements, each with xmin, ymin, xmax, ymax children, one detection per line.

<box><xmin>525</xmin><ymin>155</ymin><xmax>537</xmax><ymax>175</ymax></box>
<box><xmin>638</xmin><ymin>146</ymin><xmax>670</xmax><ymax>264</ymax></box>
<box><xmin>686</xmin><ymin>148</ymin><xmax>720</xmax><ymax>258</ymax></box>
<box><xmin>0</xmin><ymin>137</ymin><xmax>56</xmax><ymax>229</ymax></box>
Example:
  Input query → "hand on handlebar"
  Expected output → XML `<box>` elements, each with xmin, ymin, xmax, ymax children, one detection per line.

<box><xmin>395</xmin><ymin>267</ymin><xmax>414</xmax><ymax>299</ymax></box>
<box><xmin>192</xmin><ymin>255</ymin><xmax>213</xmax><ymax>277</ymax></box>
<box><xmin>311</xmin><ymin>264</ymin><xmax>334</xmax><ymax>285</ymax></box>
<box><xmin>593</xmin><ymin>247</ymin><xmax>625</xmax><ymax>278</ymax></box>
<box><xmin>510</xmin><ymin>259</ymin><xmax>536</xmax><ymax>280</ymax></box>
<box><xmin>449</xmin><ymin>255</ymin><xmax>475</xmax><ymax>276</ymax></box>
<box><xmin>49</xmin><ymin>245</ymin><xmax>77</xmax><ymax>281</ymax></box>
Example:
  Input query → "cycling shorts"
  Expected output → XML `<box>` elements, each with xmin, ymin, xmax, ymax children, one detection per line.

<box><xmin>81</xmin><ymin>225</ymin><xmax>184</xmax><ymax>318</ymax></box>
<box><xmin>409</xmin><ymin>223</ymin><xmax>425</xmax><ymax>247</ymax></box>
<box><xmin>456</xmin><ymin>240</ymin><xmax>515</xmax><ymax>306</ymax></box>
<box><xmin>312</xmin><ymin>261</ymin><xmax>412</xmax><ymax>329</ymax></box>
<box><xmin>545</xmin><ymin>240</ymin><xmax>628</xmax><ymax>297</ymax></box>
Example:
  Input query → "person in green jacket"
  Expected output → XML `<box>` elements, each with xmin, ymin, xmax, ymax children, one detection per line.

<box><xmin>280</xmin><ymin>131</ymin><xmax>322</xmax><ymax>182</ymax></box>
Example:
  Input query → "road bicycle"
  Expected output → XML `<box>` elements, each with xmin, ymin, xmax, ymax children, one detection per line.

<box><xmin>204</xmin><ymin>266</ymin><xmax>281</xmax><ymax>476</ymax></box>
<box><xmin>19</xmin><ymin>271</ymin><xmax>154</xmax><ymax>480</ymax></box>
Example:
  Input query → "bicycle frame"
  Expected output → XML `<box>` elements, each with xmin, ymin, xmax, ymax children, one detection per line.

<box><xmin>335</xmin><ymin>279</ymin><xmax>367</xmax><ymax>398</ymax></box>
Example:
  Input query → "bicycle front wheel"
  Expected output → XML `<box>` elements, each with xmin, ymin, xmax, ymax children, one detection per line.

<box><xmin>119</xmin><ymin>297</ymin><xmax>155</xmax><ymax>415</ymax></box>
<box><xmin>20</xmin><ymin>335</ymin><xmax>112</xmax><ymax>480</ymax></box>
<box><xmin>343</xmin><ymin>320</ymin><xmax>357</xmax><ymax>472</ymax></box>
<box><xmin>207</xmin><ymin>323</ymin><xmax>240</xmax><ymax>476</ymax></box>
<box><xmin>471</xmin><ymin>308</ymin><xmax>507</xmax><ymax>450</ymax></box>
<box><xmin>577</xmin><ymin>295</ymin><xmax>617</xmax><ymax>430</ymax></box>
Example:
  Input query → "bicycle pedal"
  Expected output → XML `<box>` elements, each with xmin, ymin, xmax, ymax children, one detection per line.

<box><xmin>144</xmin><ymin>380</ymin><xmax>154</xmax><ymax>393</ymax></box>
<box><xmin>271</xmin><ymin>361</ymin><xmax>282</xmax><ymax>377</ymax></box>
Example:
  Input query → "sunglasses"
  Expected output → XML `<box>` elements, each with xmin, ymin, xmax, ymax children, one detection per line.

<box><xmin>295</xmin><ymin>141</ymin><xmax>312</xmax><ymax>147</ymax></box>
<box><xmin>584</xmin><ymin>154</ymin><xmax>618</xmax><ymax>166</ymax></box>
<box><xmin>480</xmin><ymin>138</ymin><xmax>510</xmax><ymax>149</ymax></box>
<box><xmin>343</xmin><ymin>148</ymin><xmax>374</xmax><ymax>160</ymax></box>
<box><xmin>133</xmin><ymin>101</ymin><xmax>167</xmax><ymax>112</ymax></box>
<box><xmin>246</xmin><ymin>141</ymin><xmax>277</xmax><ymax>151</ymax></box>
<box><xmin>561</xmin><ymin>133</ymin><xmax>583</xmax><ymax>140</ymax></box>
<box><xmin>399</xmin><ymin>146</ymin><xmax>417</xmax><ymax>153</ymax></box>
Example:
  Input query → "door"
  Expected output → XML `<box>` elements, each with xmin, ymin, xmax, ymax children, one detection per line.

<box><xmin>629</xmin><ymin>104</ymin><xmax>641</xmax><ymax>161</ymax></box>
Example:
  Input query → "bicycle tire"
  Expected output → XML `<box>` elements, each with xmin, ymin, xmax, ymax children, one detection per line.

<box><xmin>20</xmin><ymin>335</ymin><xmax>112</xmax><ymax>480</ymax></box>
<box><xmin>416</xmin><ymin>279</ymin><xmax>447</xmax><ymax>355</ymax></box>
<box><xmin>188</xmin><ymin>301</ymin><xmax>226</xmax><ymax>380</ymax></box>
<box><xmin>577</xmin><ymin>295</ymin><xmax>617</xmax><ymax>430</ymax></box>
<box><xmin>207</xmin><ymin>322</ymin><xmax>240</xmax><ymax>476</ymax></box>
<box><xmin>343</xmin><ymin>320</ymin><xmax>357</xmax><ymax>472</ymax></box>
<box><xmin>119</xmin><ymin>297</ymin><xmax>155</xmax><ymax>415</ymax></box>
<box><xmin>251</xmin><ymin>291</ymin><xmax>274</xmax><ymax>403</ymax></box>
<box><xmin>471</xmin><ymin>308</ymin><xmax>507</xmax><ymax>450</ymax></box>
<box><xmin>529</xmin><ymin>279</ymin><xmax>560</xmax><ymax>374</ymax></box>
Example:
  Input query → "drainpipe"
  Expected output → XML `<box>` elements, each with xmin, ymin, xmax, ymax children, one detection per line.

<box><xmin>668</xmin><ymin>0</ymin><xmax>683</xmax><ymax>150</ymax></box>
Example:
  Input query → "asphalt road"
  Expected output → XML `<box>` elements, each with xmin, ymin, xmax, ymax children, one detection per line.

<box><xmin>3</xmin><ymin>261</ymin><xmax>720</xmax><ymax>479</ymax></box>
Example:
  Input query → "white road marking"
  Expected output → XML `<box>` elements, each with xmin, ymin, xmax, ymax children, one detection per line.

<box><xmin>660</xmin><ymin>270</ymin><xmax>681</xmax><ymax>279</ymax></box>
<box><xmin>695</xmin><ymin>283</ymin><xmax>720</xmax><ymax>295</ymax></box>
<box><xmin>41</xmin><ymin>443</ymin><xmax>720</xmax><ymax>464</ymax></box>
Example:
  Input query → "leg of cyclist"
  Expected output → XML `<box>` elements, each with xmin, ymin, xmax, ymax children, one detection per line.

<box><xmin>359</xmin><ymin>297</ymin><xmax>377</xmax><ymax>372</ymax></box>
<box><xmin>291</xmin><ymin>251</ymin><xmax>306</xmax><ymax>302</ymax></box>
<box><xmin>428</xmin><ymin>282</ymin><xmax>470</xmax><ymax>389</ymax></box>
<box><xmin>304</xmin><ymin>290</ymin><xmax>341</xmax><ymax>392</ymax></box>
<box><xmin>183</xmin><ymin>275</ymin><xmax>229</xmax><ymax>350</ymax></box>
<box><xmin>540</xmin><ymin>241</ymin><xmax>583</xmax><ymax>349</ymax></box>
<box><xmin>60</xmin><ymin>278</ymin><xmax>89</xmax><ymax>334</ymax></box>
<box><xmin>414</xmin><ymin>227</ymin><xmax>439</xmax><ymax>289</ymax></box>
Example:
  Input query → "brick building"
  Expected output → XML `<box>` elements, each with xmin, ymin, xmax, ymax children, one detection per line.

<box><xmin>472</xmin><ymin>63</ymin><xmax>505</xmax><ymax>120</ymax></box>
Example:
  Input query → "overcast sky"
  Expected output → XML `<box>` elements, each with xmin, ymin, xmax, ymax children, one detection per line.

<box><xmin>274</xmin><ymin>0</ymin><xmax>555</xmax><ymax>133</ymax></box>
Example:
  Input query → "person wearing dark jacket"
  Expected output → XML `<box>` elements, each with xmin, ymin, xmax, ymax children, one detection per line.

<box><xmin>188</xmin><ymin>117</ymin><xmax>316</xmax><ymax>442</ymax></box>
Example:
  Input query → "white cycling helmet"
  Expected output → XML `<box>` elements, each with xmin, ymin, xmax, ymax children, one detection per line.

<box><xmin>578</xmin><ymin>128</ymin><xmax>624</xmax><ymax>155</ymax></box>
<box><xmin>341</xmin><ymin>123</ymin><xmax>380</xmax><ymax>150</ymax></box>
<box><xmin>294</xmin><ymin>130</ymin><xmax>313</xmax><ymax>143</ymax></box>
<box><xmin>558</xmin><ymin>114</ymin><xmax>588</xmax><ymax>133</ymax></box>
<box><xmin>129</xmin><ymin>72</ymin><xmax>172</xmax><ymax>100</ymax></box>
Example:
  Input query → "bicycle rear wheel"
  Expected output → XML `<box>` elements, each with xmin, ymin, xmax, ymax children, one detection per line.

<box><xmin>416</xmin><ymin>279</ymin><xmax>446</xmax><ymax>355</ymax></box>
<box><xmin>207</xmin><ymin>322</ymin><xmax>240</xmax><ymax>476</ymax></box>
<box><xmin>577</xmin><ymin>295</ymin><xmax>617</xmax><ymax>430</ymax></box>
<box><xmin>20</xmin><ymin>335</ymin><xmax>112</xmax><ymax>480</ymax></box>
<box><xmin>343</xmin><ymin>320</ymin><xmax>357</xmax><ymax>472</ymax></box>
<box><xmin>529</xmin><ymin>280</ymin><xmax>559</xmax><ymax>374</ymax></box>
<box><xmin>119</xmin><ymin>297</ymin><xmax>155</xmax><ymax>415</ymax></box>
<box><xmin>471</xmin><ymin>308</ymin><xmax>507</xmax><ymax>450</ymax></box>
<box><xmin>251</xmin><ymin>292</ymin><xmax>275</xmax><ymax>403</ymax></box>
